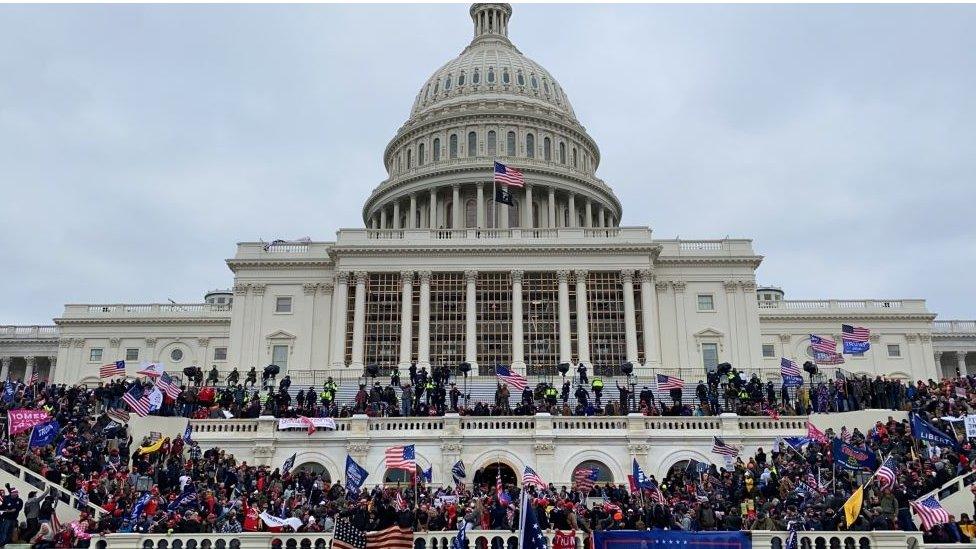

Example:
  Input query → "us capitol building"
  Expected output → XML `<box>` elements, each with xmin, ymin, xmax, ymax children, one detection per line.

<box><xmin>1</xmin><ymin>3</ymin><xmax>974</xmax><ymax>484</ymax></box>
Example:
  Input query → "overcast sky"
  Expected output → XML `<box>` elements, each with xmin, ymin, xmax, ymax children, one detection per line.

<box><xmin>1</xmin><ymin>3</ymin><xmax>975</xmax><ymax>325</ymax></box>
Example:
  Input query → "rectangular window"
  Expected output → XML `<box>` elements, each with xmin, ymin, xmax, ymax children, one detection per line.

<box><xmin>90</xmin><ymin>348</ymin><xmax>103</xmax><ymax>362</ymax></box>
<box><xmin>213</xmin><ymin>347</ymin><xmax>228</xmax><ymax>361</ymax></box>
<box><xmin>476</xmin><ymin>272</ymin><xmax>512</xmax><ymax>372</ymax></box>
<box><xmin>275</xmin><ymin>296</ymin><xmax>292</xmax><ymax>313</ymax></box>
<box><xmin>762</xmin><ymin>344</ymin><xmax>775</xmax><ymax>358</ymax></box>
<box><xmin>125</xmin><ymin>348</ymin><xmax>140</xmax><ymax>362</ymax></box>
<box><xmin>701</xmin><ymin>343</ymin><xmax>719</xmax><ymax>371</ymax></box>
<box><xmin>272</xmin><ymin>345</ymin><xmax>289</xmax><ymax>369</ymax></box>
<box><xmin>363</xmin><ymin>272</ymin><xmax>402</xmax><ymax>374</ymax></box>
<box><xmin>697</xmin><ymin>294</ymin><xmax>715</xmax><ymax>311</ymax></box>
<box><xmin>887</xmin><ymin>344</ymin><xmax>901</xmax><ymax>358</ymax></box>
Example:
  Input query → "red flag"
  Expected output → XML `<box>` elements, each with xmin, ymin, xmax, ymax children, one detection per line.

<box><xmin>299</xmin><ymin>416</ymin><xmax>316</xmax><ymax>436</ymax></box>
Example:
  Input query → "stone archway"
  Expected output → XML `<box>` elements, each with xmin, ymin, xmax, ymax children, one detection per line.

<box><xmin>294</xmin><ymin>462</ymin><xmax>330</xmax><ymax>481</ymax></box>
<box><xmin>473</xmin><ymin>462</ymin><xmax>518</xmax><ymax>487</ymax></box>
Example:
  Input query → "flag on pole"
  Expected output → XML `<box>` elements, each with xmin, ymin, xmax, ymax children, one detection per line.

<box><xmin>632</xmin><ymin>459</ymin><xmax>653</xmax><ymax>488</ymax></box>
<box><xmin>841</xmin><ymin>324</ymin><xmax>871</xmax><ymax>354</ymax></box>
<box><xmin>345</xmin><ymin>455</ymin><xmax>369</xmax><ymax>493</ymax></box>
<box><xmin>28</xmin><ymin>371</ymin><xmax>39</xmax><ymax>385</ymax></box>
<box><xmin>182</xmin><ymin>423</ymin><xmax>193</xmax><ymax>443</ymax></box>
<box><xmin>494</xmin><ymin>161</ymin><xmax>525</xmax><ymax>188</ymax></box>
<box><xmin>452</xmin><ymin>460</ymin><xmax>466</xmax><ymax>487</ymax></box>
<box><xmin>573</xmin><ymin>467</ymin><xmax>598</xmax><ymax>492</ymax></box>
<box><xmin>496</xmin><ymin>470</ymin><xmax>511</xmax><ymax>505</ymax></box>
<box><xmin>494</xmin><ymin>187</ymin><xmax>513</xmax><ymax>206</ymax></box>
<box><xmin>122</xmin><ymin>385</ymin><xmax>151</xmax><ymax>417</ymax></box>
<box><xmin>711</xmin><ymin>436</ymin><xmax>740</xmax><ymax>457</ymax></box>
<box><xmin>656</xmin><ymin>374</ymin><xmax>684</xmax><ymax>390</ymax></box>
<box><xmin>281</xmin><ymin>453</ymin><xmax>297</xmax><ymax>475</ymax></box>
<box><xmin>385</xmin><ymin>445</ymin><xmax>416</xmax><ymax>470</ymax></box>
<box><xmin>522</xmin><ymin>466</ymin><xmax>547</xmax><ymax>489</ymax></box>
<box><xmin>876</xmin><ymin>456</ymin><xmax>897</xmax><ymax>488</ymax></box>
<box><xmin>911</xmin><ymin>495</ymin><xmax>951</xmax><ymax>530</ymax></box>
<box><xmin>99</xmin><ymin>361</ymin><xmax>126</xmax><ymax>379</ymax></box>
<box><xmin>421</xmin><ymin>467</ymin><xmax>433</xmax><ymax>483</ymax></box>
<box><xmin>156</xmin><ymin>372</ymin><xmax>182</xmax><ymax>400</ymax></box>
<box><xmin>781</xmin><ymin>358</ymin><xmax>804</xmax><ymax>387</ymax></box>
<box><xmin>806</xmin><ymin>421</ymin><xmax>828</xmax><ymax>443</ymax></box>
<box><xmin>810</xmin><ymin>335</ymin><xmax>845</xmax><ymax>364</ymax></box>
<box><xmin>519</xmin><ymin>491</ymin><xmax>547</xmax><ymax>549</ymax></box>
<box><xmin>333</xmin><ymin>519</ymin><xmax>367</xmax><ymax>549</ymax></box>
<box><xmin>394</xmin><ymin>491</ymin><xmax>408</xmax><ymax>511</ymax></box>
<box><xmin>136</xmin><ymin>362</ymin><xmax>165</xmax><ymax>378</ymax></box>
<box><xmin>451</xmin><ymin>517</ymin><xmax>468</xmax><ymax>549</ymax></box>
<box><xmin>495</xmin><ymin>365</ymin><xmax>528</xmax><ymax>391</ymax></box>
<box><xmin>843</xmin><ymin>486</ymin><xmax>864</xmax><ymax>527</ymax></box>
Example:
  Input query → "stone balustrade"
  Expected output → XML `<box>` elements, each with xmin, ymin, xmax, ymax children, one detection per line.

<box><xmin>61</xmin><ymin>303</ymin><xmax>232</xmax><ymax>318</ymax></box>
<box><xmin>0</xmin><ymin>325</ymin><xmax>59</xmax><ymax>338</ymax></box>
<box><xmin>758</xmin><ymin>299</ymin><xmax>929</xmax><ymax>312</ymax></box>
<box><xmin>935</xmin><ymin>320</ymin><xmax>976</xmax><ymax>334</ymax></box>
<box><xmin>332</xmin><ymin>226</ymin><xmax>653</xmax><ymax>246</ymax></box>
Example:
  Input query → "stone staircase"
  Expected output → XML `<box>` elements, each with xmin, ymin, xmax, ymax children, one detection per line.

<box><xmin>0</xmin><ymin>455</ymin><xmax>107</xmax><ymax>523</ymax></box>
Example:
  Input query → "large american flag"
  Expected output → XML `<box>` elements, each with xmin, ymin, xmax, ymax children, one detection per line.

<box><xmin>99</xmin><ymin>360</ymin><xmax>126</xmax><ymax>379</ymax></box>
<box><xmin>911</xmin><ymin>495</ymin><xmax>950</xmax><ymax>530</ymax></box>
<box><xmin>809</xmin><ymin>334</ymin><xmax>837</xmax><ymax>354</ymax></box>
<box><xmin>495</xmin><ymin>365</ymin><xmax>528</xmax><ymax>391</ymax></box>
<box><xmin>332</xmin><ymin>519</ymin><xmax>366</xmax><ymax>549</ymax></box>
<box><xmin>574</xmin><ymin>467</ymin><xmax>598</xmax><ymax>492</ymax></box>
<box><xmin>122</xmin><ymin>385</ymin><xmax>151</xmax><ymax>417</ymax></box>
<box><xmin>394</xmin><ymin>491</ymin><xmax>408</xmax><ymax>512</ymax></box>
<box><xmin>656</xmin><ymin>373</ymin><xmax>684</xmax><ymax>390</ymax></box>
<box><xmin>522</xmin><ymin>466</ymin><xmax>547</xmax><ymax>489</ymax></box>
<box><xmin>842</xmin><ymin>324</ymin><xmax>870</xmax><ymax>343</ymax></box>
<box><xmin>385</xmin><ymin>444</ymin><xmax>416</xmax><ymax>470</ymax></box>
<box><xmin>367</xmin><ymin>526</ymin><xmax>414</xmax><ymax>549</ymax></box>
<box><xmin>494</xmin><ymin>161</ymin><xmax>524</xmax><ymax>188</ymax></box>
<box><xmin>711</xmin><ymin>436</ymin><xmax>740</xmax><ymax>457</ymax></box>
<box><xmin>780</xmin><ymin>358</ymin><xmax>802</xmax><ymax>377</ymax></box>
<box><xmin>876</xmin><ymin>456</ymin><xmax>897</xmax><ymax>488</ymax></box>
<box><xmin>106</xmin><ymin>409</ymin><xmax>130</xmax><ymax>425</ymax></box>
<box><xmin>155</xmin><ymin>372</ymin><xmax>182</xmax><ymax>400</ymax></box>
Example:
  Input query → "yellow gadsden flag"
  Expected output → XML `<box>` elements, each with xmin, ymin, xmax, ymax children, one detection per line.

<box><xmin>844</xmin><ymin>486</ymin><xmax>864</xmax><ymax>527</ymax></box>
<box><xmin>136</xmin><ymin>436</ymin><xmax>169</xmax><ymax>455</ymax></box>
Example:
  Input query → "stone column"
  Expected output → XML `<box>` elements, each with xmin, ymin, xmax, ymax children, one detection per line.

<box><xmin>379</xmin><ymin>208</ymin><xmax>387</xmax><ymax>229</ymax></box>
<box><xmin>638</xmin><ymin>270</ymin><xmax>660</xmax><ymax>367</ymax></box>
<box><xmin>574</xmin><ymin>270</ymin><xmax>590</xmax><ymax>365</ymax></box>
<box><xmin>476</xmin><ymin>183</ymin><xmax>485</xmax><ymax>228</ymax></box>
<box><xmin>0</xmin><ymin>357</ymin><xmax>8</xmax><ymax>381</ymax></box>
<box><xmin>621</xmin><ymin>270</ymin><xmax>638</xmax><ymax>363</ymax></box>
<box><xmin>418</xmin><ymin>271</ymin><xmax>432</xmax><ymax>368</ymax></box>
<box><xmin>672</xmin><ymin>281</ymin><xmax>689</xmax><ymax>369</ymax></box>
<box><xmin>500</xmin><ymin>186</ymin><xmax>510</xmax><ymax>229</ymax></box>
<box><xmin>557</xmin><ymin>270</ymin><xmax>572</xmax><ymax>364</ymax></box>
<box><xmin>351</xmin><ymin>271</ymin><xmax>368</xmax><ymax>369</ymax></box>
<box><xmin>547</xmin><ymin>187</ymin><xmax>556</xmax><ymax>228</ymax></box>
<box><xmin>511</xmin><ymin>270</ymin><xmax>525</xmax><ymax>373</ymax></box>
<box><xmin>598</xmin><ymin>206</ymin><xmax>606</xmax><ymax>228</ymax></box>
<box><xmin>524</xmin><ymin>184</ymin><xmax>534</xmax><ymax>228</ymax></box>
<box><xmin>24</xmin><ymin>356</ymin><xmax>35</xmax><ymax>384</ymax></box>
<box><xmin>464</xmin><ymin>270</ymin><xmax>479</xmax><ymax>373</ymax></box>
<box><xmin>392</xmin><ymin>201</ymin><xmax>401</xmax><ymax>230</ymax></box>
<box><xmin>452</xmin><ymin>184</ymin><xmax>461</xmax><ymax>229</ymax></box>
<box><xmin>399</xmin><ymin>271</ymin><xmax>414</xmax><ymax>372</ymax></box>
<box><xmin>568</xmin><ymin>193</ymin><xmax>577</xmax><ymax>228</ymax></box>
<box><xmin>959</xmin><ymin>352</ymin><xmax>969</xmax><ymax>376</ymax></box>
<box><xmin>330</xmin><ymin>272</ymin><xmax>350</xmax><ymax>367</ymax></box>
<box><xmin>429</xmin><ymin>188</ymin><xmax>438</xmax><ymax>228</ymax></box>
<box><xmin>409</xmin><ymin>194</ymin><xmax>417</xmax><ymax>229</ymax></box>
<box><xmin>585</xmin><ymin>199</ymin><xmax>593</xmax><ymax>228</ymax></box>
<box><xmin>47</xmin><ymin>356</ymin><xmax>57</xmax><ymax>382</ymax></box>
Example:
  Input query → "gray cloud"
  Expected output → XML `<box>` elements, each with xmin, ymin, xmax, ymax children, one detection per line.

<box><xmin>1</xmin><ymin>4</ymin><xmax>974</xmax><ymax>324</ymax></box>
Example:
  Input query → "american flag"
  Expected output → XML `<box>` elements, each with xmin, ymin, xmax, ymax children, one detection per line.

<box><xmin>332</xmin><ymin>519</ymin><xmax>367</xmax><ymax>549</ymax></box>
<box><xmin>842</xmin><ymin>324</ymin><xmax>870</xmax><ymax>343</ymax></box>
<box><xmin>494</xmin><ymin>161</ymin><xmax>524</xmax><ymax>188</ymax></box>
<box><xmin>99</xmin><ymin>360</ymin><xmax>126</xmax><ymax>379</ymax></box>
<box><xmin>810</xmin><ymin>334</ymin><xmax>837</xmax><ymax>354</ymax></box>
<box><xmin>155</xmin><ymin>372</ymin><xmax>182</xmax><ymax>400</ymax></box>
<box><xmin>106</xmin><ymin>409</ymin><xmax>130</xmax><ymax>425</ymax></box>
<box><xmin>656</xmin><ymin>373</ymin><xmax>684</xmax><ymax>390</ymax></box>
<box><xmin>840</xmin><ymin>426</ymin><xmax>852</xmax><ymax>443</ymax></box>
<box><xmin>805</xmin><ymin>472</ymin><xmax>821</xmax><ymax>492</ymax></box>
<box><xmin>496</xmin><ymin>470</ymin><xmax>511</xmax><ymax>505</ymax></box>
<box><xmin>367</xmin><ymin>525</ymin><xmax>414</xmax><ymax>549</ymax></box>
<box><xmin>28</xmin><ymin>372</ymin><xmax>39</xmax><ymax>385</ymax></box>
<box><xmin>385</xmin><ymin>444</ymin><xmax>416</xmax><ymax>470</ymax></box>
<box><xmin>876</xmin><ymin>456</ymin><xmax>897</xmax><ymax>488</ymax></box>
<box><xmin>711</xmin><ymin>436</ymin><xmax>740</xmax><ymax>457</ymax></box>
<box><xmin>523</xmin><ymin>466</ymin><xmax>547</xmax><ymax>489</ymax></box>
<box><xmin>780</xmin><ymin>358</ymin><xmax>802</xmax><ymax>377</ymax></box>
<box><xmin>911</xmin><ymin>495</ymin><xmax>950</xmax><ymax>530</ymax></box>
<box><xmin>394</xmin><ymin>491</ymin><xmax>408</xmax><ymax>511</ymax></box>
<box><xmin>495</xmin><ymin>365</ymin><xmax>528</xmax><ymax>391</ymax></box>
<box><xmin>816</xmin><ymin>351</ymin><xmax>846</xmax><ymax>365</ymax></box>
<box><xmin>122</xmin><ymin>385</ymin><xmax>151</xmax><ymax>417</ymax></box>
<box><xmin>649</xmin><ymin>485</ymin><xmax>666</xmax><ymax>504</ymax></box>
<box><xmin>574</xmin><ymin>467</ymin><xmax>598</xmax><ymax>492</ymax></box>
<box><xmin>807</xmin><ymin>421</ymin><xmax>829</xmax><ymax>443</ymax></box>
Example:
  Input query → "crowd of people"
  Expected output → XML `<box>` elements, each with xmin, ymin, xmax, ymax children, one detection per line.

<box><xmin>2</xmin><ymin>371</ymin><xmax>976</xmax><ymax>547</ymax></box>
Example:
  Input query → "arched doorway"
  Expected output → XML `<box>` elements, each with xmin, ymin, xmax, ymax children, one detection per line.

<box><xmin>473</xmin><ymin>462</ymin><xmax>518</xmax><ymax>487</ymax></box>
<box><xmin>294</xmin><ymin>462</ymin><xmax>330</xmax><ymax>481</ymax></box>
<box><xmin>573</xmin><ymin>460</ymin><xmax>613</xmax><ymax>483</ymax></box>
<box><xmin>384</xmin><ymin>466</ymin><xmax>422</xmax><ymax>484</ymax></box>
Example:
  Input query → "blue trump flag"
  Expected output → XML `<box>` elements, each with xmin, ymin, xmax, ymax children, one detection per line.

<box><xmin>131</xmin><ymin>492</ymin><xmax>152</xmax><ymax>521</ymax></box>
<box><xmin>910</xmin><ymin>412</ymin><xmax>961</xmax><ymax>450</ymax></box>
<box><xmin>422</xmin><ymin>467</ymin><xmax>433</xmax><ymax>483</ymax></box>
<box><xmin>831</xmin><ymin>439</ymin><xmax>878</xmax><ymax>471</ymax></box>
<box><xmin>29</xmin><ymin>420</ymin><xmax>60</xmax><ymax>448</ymax></box>
<box><xmin>345</xmin><ymin>455</ymin><xmax>369</xmax><ymax>493</ymax></box>
<box><xmin>167</xmin><ymin>484</ymin><xmax>197</xmax><ymax>512</ymax></box>
<box><xmin>632</xmin><ymin>459</ymin><xmax>653</xmax><ymax>488</ymax></box>
<box><xmin>594</xmin><ymin>530</ymin><xmax>751</xmax><ymax>549</ymax></box>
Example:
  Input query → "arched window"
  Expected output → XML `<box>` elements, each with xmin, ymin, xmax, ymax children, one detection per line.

<box><xmin>572</xmin><ymin>147</ymin><xmax>578</xmax><ymax>168</ymax></box>
<box><xmin>465</xmin><ymin>199</ymin><xmax>477</xmax><ymax>228</ymax></box>
<box><xmin>473</xmin><ymin>68</ymin><xmax>480</xmax><ymax>84</ymax></box>
<box><xmin>526</xmin><ymin>133</ymin><xmax>535</xmax><ymax>158</ymax></box>
<box><xmin>517</xmin><ymin>71</ymin><xmax>525</xmax><ymax>86</ymax></box>
<box><xmin>418</xmin><ymin>143</ymin><xmax>425</xmax><ymax>166</ymax></box>
<box><xmin>544</xmin><ymin>137</ymin><xmax>552</xmax><ymax>161</ymax></box>
<box><xmin>406</xmin><ymin>149</ymin><xmax>412</xmax><ymax>169</ymax></box>
<box><xmin>444</xmin><ymin>74</ymin><xmax>452</xmax><ymax>90</ymax></box>
<box><xmin>433</xmin><ymin>80</ymin><xmax>439</xmax><ymax>95</ymax></box>
<box><xmin>559</xmin><ymin>142</ymin><xmax>566</xmax><ymax>164</ymax></box>
<box><xmin>487</xmin><ymin>131</ymin><xmax>496</xmax><ymax>156</ymax></box>
<box><xmin>425</xmin><ymin>84</ymin><xmax>431</xmax><ymax>100</ymax></box>
<box><xmin>433</xmin><ymin>138</ymin><xmax>441</xmax><ymax>162</ymax></box>
<box><xmin>574</xmin><ymin>460</ymin><xmax>614</xmax><ymax>484</ymax></box>
<box><xmin>468</xmin><ymin>132</ymin><xmax>477</xmax><ymax>157</ymax></box>
<box><xmin>458</xmin><ymin>71</ymin><xmax>466</xmax><ymax>86</ymax></box>
<box><xmin>531</xmin><ymin>75</ymin><xmax>538</xmax><ymax>89</ymax></box>
<box><xmin>507</xmin><ymin>131</ymin><xmax>516</xmax><ymax>156</ymax></box>
<box><xmin>396</xmin><ymin>153</ymin><xmax>401</xmax><ymax>172</ymax></box>
<box><xmin>449</xmin><ymin>135</ymin><xmax>458</xmax><ymax>159</ymax></box>
<box><xmin>487</xmin><ymin>67</ymin><xmax>495</xmax><ymax>83</ymax></box>
<box><xmin>543</xmin><ymin>79</ymin><xmax>550</xmax><ymax>95</ymax></box>
<box><xmin>502</xmin><ymin>69</ymin><xmax>510</xmax><ymax>84</ymax></box>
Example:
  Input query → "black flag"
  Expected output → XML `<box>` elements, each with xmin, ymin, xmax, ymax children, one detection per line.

<box><xmin>495</xmin><ymin>187</ymin><xmax>513</xmax><ymax>206</ymax></box>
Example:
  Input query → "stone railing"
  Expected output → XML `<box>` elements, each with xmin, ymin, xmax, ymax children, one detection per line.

<box><xmin>62</xmin><ymin>303</ymin><xmax>232</xmax><ymax>318</ymax></box>
<box><xmin>758</xmin><ymin>299</ymin><xmax>928</xmax><ymax>311</ymax></box>
<box><xmin>0</xmin><ymin>325</ymin><xmax>59</xmax><ymax>338</ymax></box>
<box><xmin>0</xmin><ymin>454</ymin><xmax>107</xmax><ymax>517</ymax></box>
<box><xmin>334</xmin><ymin>227</ymin><xmax>653</xmax><ymax>246</ymax></box>
<box><xmin>934</xmin><ymin>320</ymin><xmax>976</xmax><ymax>334</ymax></box>
<box><xmin>95</xmin><ymin>530</ymin><xmax>925</xmax><ymax>549</ymax></box>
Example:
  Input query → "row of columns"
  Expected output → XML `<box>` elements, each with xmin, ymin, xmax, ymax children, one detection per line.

<box><xmin>935</xmin><ymin>351</ymin><xmax>971</xmax><ymax>376</ymax></box>
<box><xmin>368</xmin><ymin>183</ymin><xmax>616</xmax><ymax>231</ymax></box>
<box><xmin>329</xmin><ymin>269</ymin><xmax>660</xmax><ymax>375</ymax></box>
<box><xmin>0</xmin><ymin>355</ymin><xmax>55</xmax><ymax>383</ymax></box>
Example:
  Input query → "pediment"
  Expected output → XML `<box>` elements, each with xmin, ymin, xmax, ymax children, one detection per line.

<box><xmin>265</xmin><ymin>330</ymin><xmax>296</xmax><ymax>340</ymax></box>
<box><xmin>694</xmin><ymin>328</ymin><xmax>724</xmax><ymax>339</ymax></box>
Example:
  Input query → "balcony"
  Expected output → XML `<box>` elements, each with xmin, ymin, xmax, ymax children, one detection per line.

<box><xmin>60</xmin><ymin>303</ymin><xmax>232</xmax><ymax>319</ymax></box>
<box><xmin>758</xmin><ymin>298</ymin><xmax>930</xmax><ymax>315</ymax></box>
<box><xmin>934</xmin><ymin>320</ymin><xmax>976</xmax><ymax>334</ymax></box>
<box><xmin>0</xmin><ymin>325</ymin><xmax>59</xmax><ymax>339</ymax></box>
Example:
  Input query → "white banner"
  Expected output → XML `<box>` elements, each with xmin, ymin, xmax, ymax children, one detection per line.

<box><xmin>435</xmin><ymin>495</ymin><xmax>458</xmax><ymax>507</ymax></box>
<box><xmin>278</xmin><ymin>417</ymin><xmax>337</xmax><ymax>431</ymax></box>
<box><xmin>965</xmin><ymin>415</ymin><xmax>976</xmax><ymax>439</ymax></box>
<box><xmin>259</xmin><ymin>511</ymin><xmax>302</xmax><ymax>531</ymax></box>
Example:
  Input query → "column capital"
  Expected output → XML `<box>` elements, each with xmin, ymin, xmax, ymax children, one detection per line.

<box><xmin>779</xmin><ymin>333</ymin><xmax>792</xmax><ymax>344</ymax></box>
<box><xmin>919</xmin><ymin>333</ymin><xmax>932</xmax><ymax>343</ymax></box>
<box><xmin>145</xmin><ymin>338</ymin><xmax>157</xmax><ymax>348</ymax></box>
<box><xmin>477</xmin><ymin>182</ymin><xmax>484</xmax><ymax>189</ymax></box>
<box><xmin>556</xmin><ymin>270</ymin><xmax>571</xmax><ymax>283</ymax></box>
<box><xmin>24</xmin><ymin>356</ymin><xmax>35</xmax><ymax>366</ymax></box>
<box><xmin>452</xmin><ymin>183</ymin><xmax>460</xmax><ymax>190</ymax></box>
<box><xmin>574</xmin><ymin>269</ymin><xmax>589</xmax><ymax>281</ymax></box>
<box><xmin>418</xmin><ymin>270</ymin><xmax>432</xmax><ymax>284</ymax></box>
<box><xmin>671</xmin><ymin>281</ymin><xmax>687</xmax><ymax>293</ymax></box>
<box><xmin>464</xmin><ymin>270</ymin><xmax>479</xmax><ymax>283</ymax></box>
<box><xmin>655</xmin><ymin>281</ymin><xmax>670</xmax><ymax>292</ymax></box>
<box><xmin>620</xmin><ymin>269</ymin><xmax>635</xmax><ymax>284</ymax></box>
<box><xmin>354</xmin><ymin>271</ymin><xmax>369</xmax><ymax>285</ymax></box>
<box><xmin>320</xmin><ymin>282</ymin><xmax>335</xmax><ymax>294</ymax></box>
<box><xmin>48</xmin><ymin>356</ymin><xmax>56</xmax><ymax>366</ymax></box>
<box><xmin>905</xmin><ymin>334</ymin><xmax>919</xmax><ymax>343</ymax></box>
<box><xmin>233</xmin><ymin>283</ymin><xmax>249</xmax><ymax>296</ymax></box>
<box><xmin>303</xmin><ymin>283</ymin><xmax>318</xmax><ymax>295</ymax></box>
<box><xmin>109</xmin><ymin>338</ymin><xmax>121</xmax><ymax>348</ymax></box>
<box><xmin>511</xmin><ymin>269</ymin><xmax>524</xmax><ymax>283</ymax></box>
<box><xmin>252</xmin><ymin>283</ymin><xmax>267</xmax><ymax>296</ymax></box>
<box><xmin>401</xmin><ymin>271</ymin><xmax>415</xmax><ymax>284</ymax></box>
<box><xmin>637</xmin><ymin>269</ymin><xmax>654</xmax><ymax>284</ymax></box>
<box><xmin>739</xmin><ymin>281</ymin><xmax>757</xmax><ymax>292</ymax></box>
<box><xmin>724</xmin><ymin>280</ymin><xmax>738</xmax><ymax>293</ymax></box>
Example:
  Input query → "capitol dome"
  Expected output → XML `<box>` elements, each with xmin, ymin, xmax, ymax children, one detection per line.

<box><xmin>363</xmin><ymin>3</ymin><xmax>621</xmax><ymax>232</ymax></box>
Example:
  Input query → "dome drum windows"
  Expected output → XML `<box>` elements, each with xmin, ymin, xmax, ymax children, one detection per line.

<box><xmin>517</xmin><ymin>71</ymin><xmax>525</xmax><ymax>86</ymax></box>
<box><xmin>473</xmin><ymin>69</ymin><xmax>480</xmax><ymax>84</ymax></box>
<box><xmin>487</xmin><ymin>67</ymin><xmax>495</xmax><ymax>84</ymax></box>
<box><xmin>467</xmin><ymin>132</ymin><xmax>477</xmax><ymax>157</ymax></box>
<box><xmin>450</xmin><ymin>134</ymin><xmax>458</xmax><ymax>159</ymax></box>
<box><xmin>502</xmin><ymin>69</ymin><xmax>510</xmax><ymax>84</ymax></box>
<box><xmin>418</xmin><ymin>143</ymin><xmax>425</xmax><ymax>166</ymax></box>
<box><xmin>433</xmin><ymin>138</ymin><xmax>441</xmax><ymax>162</ymax></box>
<box><xmin>530</xmin><ymin>75</ymin><xmax>538</xmax><ymax>89</ymax></box>
<box><xmin>406</xmin><ymin>149</ymin><xmax>412</xmax><ymax>169</ymax></box>
<box><xmin>444</xmin><ymin>74</ymin><xmax>452</xmax><ymax>91</ymax></box>
<box><xmin>458</xmin><ymin>71</ymin><xmax>466</xmax><ymax>86</ymax></box>
<box><xmin>526</xmin><ymin>134</ymin><xmax>535</xmax><ymax>158</ymax></box>
<box><xmin>559</xmin><ymin>142</ymin><xmax>567</xmax><ymax>164</ymax></box>
<box><xmin>543</xmin><ymin>137</ymin><xmax>552</xmax><ymax>161</ymax></box>
<box><xmin>506</xmin><ymin>131</ymin><xmax>516</xmax><ymax>156</ymax></box>
<box><xmin>487</xmin><ymin>130</ymin><xmax>496</xmax><ymax>156</ymax></box>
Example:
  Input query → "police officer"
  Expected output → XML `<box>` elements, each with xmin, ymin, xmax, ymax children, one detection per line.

<box><xmin>577</xmin><ymin>362</ymin><xmax>589</xmax><ymax>385</ymax></box>
<box><xmin>324</xmin><ymin>377</ymin><xmax>338</xmax><ymax>401</ymax></box>
<box><xmin>591</xmin><ymin>376</ymin><xmax>604</xmax><ymax>407</ymax></box>
<box><xmin>320</xmin><ymin>386</ymin><xmax>333</xmax><ymax>408</ymax></box>
<box><xmin>561</xmin><ymin>381</ymin><xmax>571</xmax><ymax>405</ymax></box>
<box><xmin>574</xmin><ymin>385</ymin><xmax>590</xmax><ymax>408</ymax></box>
<box><xmin>207</xmin><ymin>365</ymin><xmax>220</xmax><ymax>386</ymax></box>
<box><xmin>544</xmin><ymin>384</ymin><xmax>558</xmax><ymax>407</ymax></box>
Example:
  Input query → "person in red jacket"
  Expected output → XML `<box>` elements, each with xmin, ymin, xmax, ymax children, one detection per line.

<box><xmin>242</xmin><ymin>497</ymin><xmax>261</xmax><ymax>532</ymax></box>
